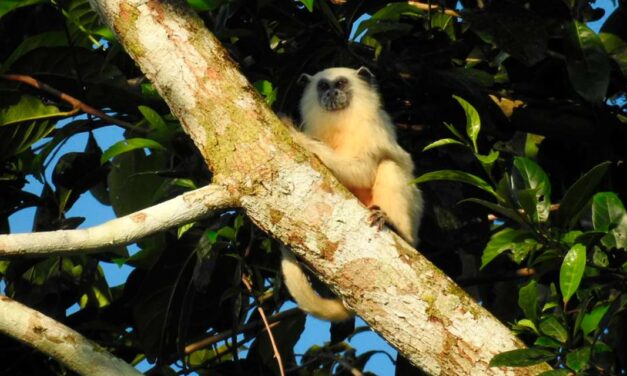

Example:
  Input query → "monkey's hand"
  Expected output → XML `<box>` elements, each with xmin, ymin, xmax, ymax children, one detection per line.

<box><xmin>367</xmin><ymin>205</ymin><xmax>391</xmax><ymax>231</ymax></box>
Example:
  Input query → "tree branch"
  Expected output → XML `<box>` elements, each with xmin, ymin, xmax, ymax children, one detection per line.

<box><xmin>0</xmin><ymin>184</ymin><xmax>238</xmax><ymax>256</ymax></box>
<box><xmin>0</xmin><ymin>296</ymin><xmax>142</xmax><ymax>376</ymax></box>
<box><xmin>0</xmin><ymin>73</ymin><xmax>147</xmax><ymax>134</ymax></box>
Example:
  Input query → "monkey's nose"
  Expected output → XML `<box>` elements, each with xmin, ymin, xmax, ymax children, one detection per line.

<box><xmin>331</xmin><ymin>89</ymin><xmax>341</xmax><ymax>98</ymax></box>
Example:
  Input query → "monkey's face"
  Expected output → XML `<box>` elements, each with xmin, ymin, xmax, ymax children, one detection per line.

<box><xmin>315</xmin><ymin>76</ymin><xmax>352</xmax><ymax>112</ymax></box>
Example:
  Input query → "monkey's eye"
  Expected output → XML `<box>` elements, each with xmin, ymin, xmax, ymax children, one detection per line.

<box><xmin>317</xmin><ymin>81</ymin><xmax>330</xmax><ymax>91</ymax></box>
<box><xmin>335</xmin><ymin>78</ymin><xmax>348</xmax><ymax>89</ymax></box>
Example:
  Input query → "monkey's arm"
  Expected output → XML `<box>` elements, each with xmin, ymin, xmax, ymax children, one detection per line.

<box><xmin>290</xmin><ymin>129</ymin><xmax>377</xmax><ymax>188</ymax></box>
<box><xmin>371</xmin><ymin>156</ymin><xmax>423</xmax><ymax>246</ymax></box>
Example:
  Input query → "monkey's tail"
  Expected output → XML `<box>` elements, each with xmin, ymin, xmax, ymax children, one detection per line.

<box><xmin>280</xmin><ymin>247</ymin><xmax>353</xmax><ymax>322</ymax></box>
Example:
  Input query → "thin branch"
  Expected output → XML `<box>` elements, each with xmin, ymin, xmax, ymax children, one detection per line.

<box><xmin>456</xmin><ymin>268</ymin><xmax>536</xmax><ymax>287</ymax></box>
<box><xmin>0</xmin><ymin>73</ymin><xmax>147</xmax><ymax>134</ymax></box>
<box><xmin>0</xmin><ymin>296</ymin><xmax>142</xmax><ymax>376</ymax></box>
<box><xmin>0</xmin><ymin>184</ymin><xmax>239</xmax><ymax>256</ymax></box>
<box><xmin>408</xmin><ymin>1</ymin><xmax>460</xmax><ymax>17</ymax></box>
<box><xmin>184</xmin><ymin>308</ymin><xmax>302</xmax><ymax>354</ymax></box>
<box><xmin>242</xmin><ymin>275</ymin><xmax>285</xmax><ymax>376</ymax></box>
<box><xmin>487</xmin><ymin>204</ymin><xmax>560</xmax><ymax>222</ymax></box>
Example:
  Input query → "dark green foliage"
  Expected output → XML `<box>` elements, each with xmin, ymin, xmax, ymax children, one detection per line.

<box><xmin>1</xmin><ymin>0</ymin><xmax>626</xmax><ymax>375</ymax></box>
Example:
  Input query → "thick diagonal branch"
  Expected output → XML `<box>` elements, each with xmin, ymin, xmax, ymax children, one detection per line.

<box><xmin>0</xmin><ymin>184</ymin><xmax>238</xmax><ymax>256</ymax></box>
<box><xmin>0</xmin><ymin>296</ymin><xmax>142</xmax><ymax>376</ymax></box>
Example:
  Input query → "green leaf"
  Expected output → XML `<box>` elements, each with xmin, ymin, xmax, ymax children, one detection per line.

<box><xmin>513</xmin><ymin>157</ymin><xmax>551</xmax><ymax>222</ymax></box>
<box><xmin>443</xmin><ymin>122</ymin><xmax>465</xmax><ymax>141</ymax></box>
<box><xmin>452</xmin><ymin>95</ymin><xmax>480</xmax><ymax>152</ymax></box>
<box><xmin>538</xmin><ymin>370</ymin><xmax>571</xmax><ymax>376</ymax></box>
<box><xmin>560</xmin><ymin>244</ymin><xmax>587</xmax><ymax>305</ymax></box>
<box><xmin>591</xmin><ymin>247</ymin><xmax>609</xmax><ymax>268</ymax></box>
<box><xmin>463</xmin><ymin>4</ymin><xmax>547</xmax><ymax>65</ymax></box>
<box><xmin>138</xmin><ymin>106</ymin><xmax>168</xmax><ymax>133</ymax></box>
<box><xmin>0</xmin><ymin>94</ymin><xmax>66</xmax><ymax>126</ymax></box>
<box><xmin>592</xmin><ymin>192</ymin><xmax>627</xmax><ymax>250</ymax></box>
<box><xmin>539</xmin><ymin>316</ymin><xmax>568</xmax><ymax>343</ymax></box>
<box><xmin>518</xmin><ymin>280</ymin><xmax>538</xmax><ymax>322</ymax></box>
<box><xmin>557</xmin><ymin>161</ymin><xmax>611</xmax><ymax>229</ymax></box>
<box><xmin>422</xmin><ymin>138</ymin><xmax>465</xmax><ymax>152</ymax></box>
<box><xmin>0</xmin><ymin>0</ymin><xmax>46</xmax><ymax>19</ymax></box>
<box><xmin>0</xmin><ymin>32</ymin><xmax>68</xmax><ymax>72</ymax></box>
<box><xmin>412</xmin><ymin>170</ymin><xmax>498</xmax><ymax>199</ymax></box>
<box><xmin>475</xmin><ymin>149</ymin><xmax>499</xmax><ymax>166</ymax></box>
<box><xmin>101</xmin><ymin>138</ymin><xmax>167</xmax><ymax>164</ymax></box>
<box><xmin>534</xmin><ymin>336</ymin><xmax>562</xmax><ymax>349</ymax></box>
<box><xmin>355</xmin><ymin>3</ymin><xmax>424</xmax><ymax>37</ymax></box>
<box><xmin>514</xmin><ymin>318</ymin><xmax>538</xmax><ymax>334</ymax></box>
<box><xmin>592</xmin><ymin>192</ymin><xmax>626</xmax><ymax>231</ymax></box>
<box><xmin>187</xmin><ymin>0</ymin><xmax>220</xmax><ymax>12</ymax></box>
<box><xmin>599</xmin><ymin>32</ymin><xmax>627</xmax><ymax>78</ymax></box>
<box><xmin>460</xmin><ymin>198</ymin><xmax>526</xmax><ymax>226</ymax></box>
<box><xmin>565</xmin><ymin>346</ymin><xmax>591</xmax><ymax>372</ymax></box>
<box><xmin>581</xmin><ymin>304</ymin><xmax>610</xmax><ymax>336</ymax></box>
<box><xmin>217</xmin><ymin>226</ymin><xmax>236</xmax><ymax>241</ymax></box>
<box><xmin>253</xmin><ymin>80</ymin><xmax>278</xmax><ymax>106</ymax></box>
<box><xmin>489</xmin><ymin>348</ymin><xmax>554</xmax><ymax>367</ymax></box>
<box><xmin>299</xmin><ymin>0</ymin><xmax>314</xmax><ymax>12</ymax></box>
<box><xmin>481</xmin><ymin>228</ymin><xmax>532</xmax><ymax>269</ymax></box>
<box><xmin>564</xmin><ymin>21</ymin><xmax>610</xmax><ymax>103</ymax></box>
<box><xmin>177</xmin><ymin>222</ymin><xmax>195</xmax><ymax>239</ymax></box>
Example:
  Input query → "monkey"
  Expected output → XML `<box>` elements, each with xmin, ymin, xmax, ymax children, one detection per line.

<box><xmin>281</xmin><ymin>67</ymin><xmax>424</xmax><ymax>322</ymax></box>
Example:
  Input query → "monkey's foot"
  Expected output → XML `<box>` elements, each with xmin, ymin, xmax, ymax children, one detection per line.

<box><xmin>367</xmin><ymin>205</ymin><xmax>389</xmax><ymax>231</ymax></box>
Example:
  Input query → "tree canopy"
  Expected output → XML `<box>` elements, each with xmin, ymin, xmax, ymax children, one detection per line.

<box><xmin>0</xmin><ymin>0</ymin><xmax>626</xmax><ymax>375</ymax></box>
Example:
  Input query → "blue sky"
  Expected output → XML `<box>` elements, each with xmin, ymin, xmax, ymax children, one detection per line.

<box><xmin>3</xmin><ymin>1</ymin><xmax>619</xmax><ymax>374</ymax></box>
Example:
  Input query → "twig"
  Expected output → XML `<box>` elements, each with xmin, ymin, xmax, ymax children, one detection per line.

<box><xmin>408</xmin><ymin>1</ymin><xmax>460</xmax><ymax>17</ymax></box>
<box><xmin>487</xmin><ymin>204</ymin><xmax>560</xmax><ymax>222</ymax></box>
<box><xmin>242</xmin><ymin>275</ymin><xmax>285</xmax><ymax>376</ymax></box>
<box><xmin>184</xmin><ymin>308</ymin><xmax>301</xmax><ymax>354</ymax></box>
<box><xmin>0</xmin><ymin>73</ymin><xmax>147</xmax><ymax>134</ymax></box>
<box><xmin>456</xmin><ymin>268</ymin><xmax>536</xmax><ymax>287</ymax></box>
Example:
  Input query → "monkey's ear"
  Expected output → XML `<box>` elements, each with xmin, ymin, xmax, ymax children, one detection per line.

<box><xmin>356</xmin><ymin>66</ymin><xmax>375</xmax><ymax>81</ymax></box>
<box><xmin>297</xmin><ymin>73</ymin><xmax>312</xmax><ymax>86</ymax></box>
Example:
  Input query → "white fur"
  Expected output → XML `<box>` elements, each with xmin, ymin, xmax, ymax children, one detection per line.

<box><xmin>282</xmin><ymin>67</ymin><xmax>424</xmax><ymax>321</ymax></box>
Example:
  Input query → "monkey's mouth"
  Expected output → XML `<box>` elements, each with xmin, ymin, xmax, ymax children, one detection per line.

<box><xmin>319</xmin><ymin>91</ymin><xmax>351</xmax><ymax>112</ymax></box>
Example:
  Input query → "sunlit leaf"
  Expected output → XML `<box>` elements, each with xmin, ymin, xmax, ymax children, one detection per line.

<box><xmin>560</xmin><ymin>244</ymin><xmax>586</xmax><ymax>305</ymax></box>
<box><xmin>422</xmin><ymin>138</ymin><xmax>465</xmax><ymax>152</ymax></box>
<box><xmin>592</xmin><ymin>192</ymin><xmax>627</xmax><ymax>250</ymax></box>
<box><xmin>253</xmin><ymin>80</ymin><xmax>278</xmax><ymax>106</ymax></box>
<box><xmin>299</xmin><ymin>0</ymin><xmax>314</xmax><ymax>12</ymax></box>
<box><xmin>581</xmin><ymin>304</ymin><xmax>610</xmax><ymax>336</ymax></box>
<box><xmin>513</xmin><ymin>157</ymin><xmax>551</xmax><ymax>222</ymax></box>
<box><xmin>412</xmin><ymin>170</ymin><xmax>497</xmax><ymax>199</ymax></box>
<box><xmin>453</xmin><ymin>95</ymin><xmax>480</xmax><ymax>152</ymax></box>
<box><xmin>101</xmin><ymin>138</ymin><xmax>167</xmax><ymax>164</ymax></box>
<box><xmin>481</xmin><ymin>228</ymin><xmax>532</xmax><ymax>269</ymax></box>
